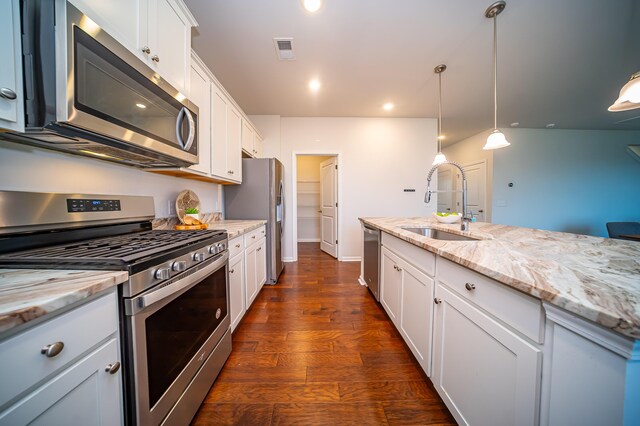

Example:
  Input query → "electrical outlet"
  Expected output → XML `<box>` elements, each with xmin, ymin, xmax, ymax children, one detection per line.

<box><xmin>167</xmin><ymin>200</ymin><xmax>176</xmax><ymax>216</ymax></box>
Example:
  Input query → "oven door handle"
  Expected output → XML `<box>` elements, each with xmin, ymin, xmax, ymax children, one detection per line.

<box><xmin>127</xmin><ymin>251</ymin><xmax>228</xmax><ymax>315</ymax></box>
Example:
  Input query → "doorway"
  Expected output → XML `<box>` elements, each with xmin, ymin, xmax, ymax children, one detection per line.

<box><xmin>293</xmin><ymin>154</ymin><xmax>339</xmax><ymax>259</ymax></box>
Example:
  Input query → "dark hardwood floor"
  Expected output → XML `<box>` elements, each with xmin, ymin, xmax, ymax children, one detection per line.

<box><xmin>192</xmin><ymin>243</ymin><xmax>456</xmax><ymax>425</ymax></box>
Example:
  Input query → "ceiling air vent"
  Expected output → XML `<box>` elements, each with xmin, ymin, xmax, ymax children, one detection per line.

<box><xmin>273</xmin><ymin>37</ymin><xmax>295</xmax><ymax>61</ymax></box>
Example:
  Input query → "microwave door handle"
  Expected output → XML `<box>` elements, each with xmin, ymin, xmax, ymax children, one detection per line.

<box><xmin>175</xmin><ymin>107</ymin><xmax>195</xmax><ymax>151</ymax></box>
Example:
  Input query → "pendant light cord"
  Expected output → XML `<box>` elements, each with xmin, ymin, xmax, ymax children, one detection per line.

<box><xmin>493</xmin><ymin>15</ymin><xmax>498</xmax><ymax>130</ymax></box>
<box><xmin>438</xmin><ymin>71</ymin><xmax>443</xmax><ymax>152</ymax></box>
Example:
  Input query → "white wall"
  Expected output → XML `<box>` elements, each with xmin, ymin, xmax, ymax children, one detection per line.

<box><xmin>255</xmin><ymin>117</ymin><xmax>437</xmax><ymax>261</ymax></box>
<box><xmin>492</xmin><ymin>128</ymin><xmax>640</xmax><ymax>237</ymax></box>
<box><xmin>443</xmin><ymin>129</ymin><xmax>494</xmax><ymax>221</ymax></box>
<box><xmin>0</xmin><ymin>140</ymin><xmax>222</xmax><ymax>217</ymax></box>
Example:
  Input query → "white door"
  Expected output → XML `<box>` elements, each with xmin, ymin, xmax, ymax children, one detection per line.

<box><xmin>319</xmin><ymin>157</ymin><xmax>338</xmax><ymax>258</ymax></box>
<box><xmin>0</xmin><ymin>0</ymin><xmax>24</xmax><ymax>132</ymax></box>
<box><xmin>456</xmin><ymin>161</ymin><xmax>487</xmax><ymax>222</ymax></box>
<box><xmin>437</xmin><ymin>168</ymin><xmax>453</xmax><ymax>213</ymax></box>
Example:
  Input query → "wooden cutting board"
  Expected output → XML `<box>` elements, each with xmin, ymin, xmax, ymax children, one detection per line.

<box><xmin>174</xmin><ymin>223</ymin><xmax>209</xmax><ymax>231</ymax></box>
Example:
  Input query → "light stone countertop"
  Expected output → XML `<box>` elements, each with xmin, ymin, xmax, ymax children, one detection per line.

<box><xmin>360</xmin><ymin>217</ymin><xmax>640</xmax><ymax>340</ymax></box>
<box><xmin>0</xmin><ymin>269</ymin><xmax>128</xmax><ymax>336</ymax></box>
<box><xmin>152</xmin><ymin>216</ymin><xmax>266</xmax><ymax>239</ymax></box>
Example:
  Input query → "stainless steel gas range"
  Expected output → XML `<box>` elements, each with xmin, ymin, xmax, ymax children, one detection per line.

<box><xmin>0</xmin><ymin>191</ymin><xmax>231</xmax><ymax>425</ymax></box>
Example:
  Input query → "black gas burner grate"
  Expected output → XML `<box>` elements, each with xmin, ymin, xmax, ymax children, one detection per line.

<box><xmin>0</xmin><ymin>229</ymin><xmax>225</xmax><ymax>268</ymax></box>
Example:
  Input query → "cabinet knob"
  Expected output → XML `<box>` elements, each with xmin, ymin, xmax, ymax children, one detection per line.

<box><xmin>465</xmin><ymin>282</ymin><xmax>476</xmax><ymax>291</ymax></box>
<box><xmin>257</xmin><ymin>247</ymin><xmax>262</xmax><ymax>251</ymax></box>
<box><xmin>141</xmin><ymin>46</ymin><xmax>151</xmax><ymax>54</ymax></box>
<box><xmin>105</xmin><ymin>362</ymin><xmax>121</xmax><ymax>375</ymax></box>
<box><xmin>0</xmin><ymin>87</ymin><xmax>17</xmax><ymax>100</ymax></box>
<box><xmin>41</xmin><ymin>341</ymin><xmax>64</xmax><ymax>358</ymax></box>
<box><xmin>434</xmin><ymin>298</ymin><xmax>442</xmax><ymax>305</ymax></box>
<box><xmin>151</xmin><ymin>55</ymin><xmax>160</xmax><ymax>62</ymax></box>
<box><xmin>230</xmin><ymin>268</ymin><xmax>235</xmax><ymax>274</ymax></box>
<box><xmin>235</xmin><ymin>243</ymin><xmax>241</xmax><ymax>248</ymax></box>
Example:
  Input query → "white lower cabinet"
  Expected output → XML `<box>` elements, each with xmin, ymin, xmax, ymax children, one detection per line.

<box><xmin>229</xmin><ymin>251</ymin><xmax>245</xmax><ymax>332</ymax></box>
<box><xmin>380</xmin><ymin>235</ymin><xmax>434</xmax><ymax>376</ymax></box>
<box><xmin>228</xmin><ymin>227</ymin><xmax>267</xmax><ymax>332</ymax></box>
<box><xmin>432</xmin><ymin>283</ymin><xmax>542</xmax><ymax>426</ymax></box>
<box><xmin>0</xmin><ymin>0</ymin><xmax>24</xmax><ymax>132</ymax></box>
<box><xmin>0</xmin><ymin>289</ymin><xmax>123</xmax><ymax>425</ymax></box>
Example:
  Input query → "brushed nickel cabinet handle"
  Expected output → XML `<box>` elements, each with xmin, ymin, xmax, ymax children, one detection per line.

<box><xmin>434</xmin><ymin>298</ymin><xmax>442</xmax><ymax>305</ymax></box>
<box><xmin>0</xmin><ymin>88</ymin><xmax>17</xmax><ymax>100</ymax></box>
<box><xmin>41</xmin><ymin>342</ymin><xmax>64</xmax><ymax>358</ymax></box>
<box><xmin>465</xmin><ymin>283</ymin><xmax>476</xmax><ymax>291</ymax></box>
<box><xmin>105</xmin><ymin>362</ymin><xmax>121</xmax><ymax>375</ymax></box>
<box><xmin>141</xmin><ymin>46</ymin><xmax>151</xmax><ymax>54</ymax></box>
<box><xmin>230</xmin><ymin>269</ymin><xmax>235</xmax><ymax>274</ymax></box>
<box><xmin>235</xmin><ymin>244</ymin><xmax>241</xmax><ymax>248</ymax></box>
<box><xmin>151</xmin><ymin>55</ymin><xmax>160</xmax><ymax>62</ymax></box>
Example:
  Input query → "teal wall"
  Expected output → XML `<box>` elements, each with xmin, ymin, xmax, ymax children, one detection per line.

<box><xmin>492</xmin><ymin>129</ymin><xmax>640</xmax><ymax>237</ymax></box>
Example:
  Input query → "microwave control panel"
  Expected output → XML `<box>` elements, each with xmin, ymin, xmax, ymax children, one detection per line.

<box><xmin>67</xmin><ymin>199</ymin><xmax>121</xmax><ymax>213</ymax></box>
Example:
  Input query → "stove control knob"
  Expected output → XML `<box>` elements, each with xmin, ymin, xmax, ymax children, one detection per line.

<box><xmin>218</xmin><ymin>243</ymin><xmax>227</xmax><ymax>251</ymax></box>
<box><xmin>193</xmin><ymin>252</ymin><xmax>205</xmax><ymax>262</ymax></box>
<box><xmin>172</xmin><ymin>261</ymin><xmax>187</xmax><ymax>272</ymax></box>
<box><xmin>208</xmin><ymin>245</ymin><xmax>217</xmax><ymax>254</ymax></box>
<box><xmin>155</xmin><ymin>268</ymin><xmax>170</xmax><ymax>280</ymax></box>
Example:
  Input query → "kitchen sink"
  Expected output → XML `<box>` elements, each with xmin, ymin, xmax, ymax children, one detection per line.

<box><xmin>400</xmin><ymin>227</ymin><xmax>479</xmax><ymax>241</ymax></box>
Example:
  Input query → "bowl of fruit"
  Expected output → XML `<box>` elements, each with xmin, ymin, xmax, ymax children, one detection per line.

<box><xmin>432</xmin><ymin>212</ymin><xmax>461</xmax><ymax>224</ymax></box>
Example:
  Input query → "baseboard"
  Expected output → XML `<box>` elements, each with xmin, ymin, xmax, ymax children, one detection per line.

<box><xmin>283</xmin><ymin>257</ymin><xmax>296</xmax><ymax>263</ymax></box>
<box><xmin>340</xmin><ymin>256</ymin><xmax>362</xmax><ymax>262</ymax></box>
<box><xmin>358</xmin><ymin>276</ymin><xmax>367</xmax><ymax>286</ymax></box>
<box><xmin>297</xmin><ymin>238</ymin><xmax>320</xmax><ymax>242</ymax></box>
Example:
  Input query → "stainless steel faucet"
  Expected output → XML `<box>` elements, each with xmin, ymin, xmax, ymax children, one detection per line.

<box><xmin>424</xmin><ymin>161</ymin><xmax>471</xmax><ymax>231</ymax></box>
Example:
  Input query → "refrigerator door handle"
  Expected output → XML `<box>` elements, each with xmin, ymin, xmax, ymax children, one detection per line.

<box><xmin>280</xmin><ymin>181</ymin><xmax>285</xmax><ymax>234</ymax></box>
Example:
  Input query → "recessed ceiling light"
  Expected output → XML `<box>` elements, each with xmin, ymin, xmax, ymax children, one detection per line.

<box><xmin>510</xmin><ymin>122</ymin><xmax>519</xmax><ymax>127</ymax></box>
<box><xmin>135</xmin><ymin>103</ymin><xmax>147</xmax><ymax>109</ymax></box>
<box><xmin>308</xmin><ymin>79</ymin><xmax>321</xmax><ymax>92</ymax></box>
<box><xmin>302</xmin><ymin>0</ymin><xmax>322</xmax><ymax>13</ymax></box>
<box><xmin>546</xmin><ymin>123</ymin><xmax>556</xmax><ymax>128</ymax></box>
<box><xmin>383</xmin><ymin>102</ymin><xmax>394</xmax><ymax>111</ymax></box>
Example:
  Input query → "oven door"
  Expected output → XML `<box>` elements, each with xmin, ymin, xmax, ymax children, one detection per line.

<box><xmin>125</xmin><ymin>251</ymin><xmax>229</xmax><ymax>426</ymax></box>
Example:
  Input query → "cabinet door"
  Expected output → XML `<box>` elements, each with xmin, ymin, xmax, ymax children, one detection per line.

<box><xmin>432</xmin><ymin>284</ymin><xmax>541</xmax><ymax>426</ymax></box>
<box><xmin>188</xmin><ymin>59</ymin><xmax>211</xmax><ymax>175</ymax></box>
<box><xmin>241</xmin><ymin>120</ymin><xmax>254</xmax><ymax>155</ymax></box>
<box><xmin>254</xmin><ymin>133</ymin><xmax>263</xmax><ymax>158</ymax></box>
<box><xmin>245</xmin><ymin>243</ymin><xmax>258</xmax><ymax>308</ymax></box>
<box><xmin>399</xmin><ymin>260</ymin><xmax>434</xmax><ymax>376</ymax></box>
<box><xmin>0</xmin><ymin>338</ymin><xmax>122</xmax><ymax>425</ymax></box>
<box><xmin>229</xmin><ymin>254</ymin><xmax>245</xmax><ymax>332</ymax></box>
<box><xmin>0</xmin><ymin>0</ymin><xmax>24</xmax><ymax>132</ymax></box>
<box><xmin>210</xmin><ymin>86</ymin><xmax>228</xmax><ymax>178</ymax></box>
<box><xmin>69</xmin><ymin>0</ymin><xmax>147</xmax><ymax>62</ymax></box>
<box><xmin>148</xmin><ymin>0</ymin><xmax>191</xmax><ymax>93</ymax></box>
<box><xmin>380</xmin><ymin>247</ymin><xmax>402</xmax><ymax>328</ymax></box>
<box><xmin>256</xmin><ymin>238</ymin><xmax>267</xmax><ymax>289</ymax></box>
<box><xmin>226</xmin><ymin>105</ymin><xmax>242</xmax><ymax>181</ymax></box>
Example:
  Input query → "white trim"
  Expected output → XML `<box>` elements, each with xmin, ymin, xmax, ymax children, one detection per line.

<box><xmin>358</xmin><ymin>276</ymin><xmax>367</xmax><ymax>286</ymax></box>
<box><xmin>291</xmin><ymin>152</ymin><xmax>342</xmax><ymax>262</ymax></box>
<box><xmin>297</xmin><ymin>238</ymin><xmax>320</xmax><ymax>243</ymax></box>
<box><xmin>461</xmin><ymin>159</ymin><xmax>489</xmax><ymax>222</ymax></box>
<box><xmin>283</xmin><ymin>257</ymin><xmax>295</xmax><ymax>263</ymax></box>
<box><xmin>543</xmin><ymin>303</ymin><xmax>636</xmax><ymax>359</ymax></box>
<box><xmin>341</xmin><ymin>256</ymin><xmax>362</xmax><ymax>262</ymax></box>
<box><xmin>172</xmin><ymin>0</ymin><xmax>198</xmax><ymax>27</ymax></box>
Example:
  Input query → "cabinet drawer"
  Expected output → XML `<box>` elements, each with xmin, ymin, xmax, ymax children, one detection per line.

<box><xmin>244</xmin><ymin>226</ymin><xmax>266</xmax><ymax>247</ymax></box>
<box><xmin>382</xmin><ymin>232</ymin><xmax>435</xmax><ymax>276</ymax></box>
<box><xmin>437</xmin><ymin>258</ymin><xmax>544</xmax><ymax>343</ymax></box>
<box><xmin>229</xmin><ymin>236</ymin><xmax>244</xmax><ymax>258</ymax></box>
<box><xmin>0</xmin><ymin>290</ymin><xmax>118</xmax><ymax>408</ymax></box>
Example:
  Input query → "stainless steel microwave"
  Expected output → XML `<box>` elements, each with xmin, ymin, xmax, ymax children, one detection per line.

<box><xmin>3</xmin><ymin>0</ymin><xmax>198</xmax><ymax>168</ymax></box>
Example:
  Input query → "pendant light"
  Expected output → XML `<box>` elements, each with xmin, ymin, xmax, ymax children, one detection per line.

<box><xmin>608</xmin><ymin>71</ymin><xmax>640</xmax><ymax>112</ymax></box>
<box><xmin>432</xmin><ymin>64</ymin><xmax>447</xmax><ymax>165</ymax></box>
<box><xmin>483</xmin><ymin>1</ymin><xmax>510</xmax><ymax>150</ymax></box>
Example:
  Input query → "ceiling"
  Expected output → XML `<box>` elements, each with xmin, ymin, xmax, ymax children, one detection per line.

<box><xmin>185</xmin><ymin>0</ymin><xmax>640</xmax><ymax>144</ymax></box>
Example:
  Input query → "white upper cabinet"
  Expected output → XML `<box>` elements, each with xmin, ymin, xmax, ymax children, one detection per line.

<box><xmin>211</xmin><ymin>85</ymin><xmax>229</xmax><ymax>179</ymax></box>
<box><xmin>253</xmin><ymin>133</ymin><xmax>264</xmax><ymax>158</ymax></box>
<box><xmin>241</xmin><ymin>120</ymin><xmax>263</xmax><ymax>158</ymax></box>
<box><xmin>70</xmin><ymin>0</ymin><xmax>196</xmax><ymax>94</ymax></box>
<box><xmin>0</xmin><ymin>0</ymin><xmax>24</xmax><ymax>132</ymax></box>
<box><xmin>226</xmin><ymin>106</ymin><xmax>242</xmax><ymax>180</ymax></box>
<box><xmin>188</xmin><ymin>55</ymin><xmax>211</xmax><ymax>175</ymax></box>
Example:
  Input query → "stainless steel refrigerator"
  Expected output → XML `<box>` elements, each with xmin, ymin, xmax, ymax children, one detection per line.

<box><xmin>224</xmin><ymin>158</ymin><xmax>284</xmax><ymax>284</ymax></box>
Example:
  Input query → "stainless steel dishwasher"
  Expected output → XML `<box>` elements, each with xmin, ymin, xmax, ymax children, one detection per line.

<box><xmin>363</xmin><ymin>224</ymin><xmax>381</xmax><ymax>301</ymax></box>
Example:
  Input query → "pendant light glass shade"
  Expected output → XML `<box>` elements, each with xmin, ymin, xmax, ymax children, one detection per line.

<box><xmin>483</xmin><ymin>1</ymin><xmax>510</xmax><ymax>151</ymax></box>
<box><xmin>608</xmin><ymin>71</ymin><xmax>640</xmax><ymax>112</ymax></box>
<box><xmin>483</xmin><ymin>129</ymin><xmax>510</xmax><ymax>150</ymax></box>
<box><xmin>432</xmin><ymin>64</ymin><xmax>447</xmax><ymax>165</ymax></box>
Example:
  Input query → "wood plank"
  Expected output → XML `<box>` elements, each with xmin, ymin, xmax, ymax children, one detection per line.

<box><xmin>339</xmin><ymin>381</ymin><xmax>437</xmax><ymax>402</ymax></box>
<box><xmin>191</xmin><ymin>403</ymin><xmax>274</xmax><ymax>426</ymax></box>
<box><xmin>271</xmin><ymin>402</ymin><xmax>388</xmax><ymax>426</ymax></box>
<box><xmin>225</xmin><ymin>351</ymin><xmax>279</xmax><ymax>367</ymax></box>
<box><xmin>255</xmin><ymin>340</ymin><xmax>333</xmax><ymax>353</ymax></box>
<box><xmin>205</xmin><ymin>383</ymin><xmax>340</xmax><ymax>403</ymax></box>
<box><xmin>216</xmin><ymin>366</ymin><xmax>307</xmax><ymax>383</ymax></box>
<box><xmin>277</xmin><ymin>352</ymin><xmax>363</xmax><ymax>367</ymax></box>
<box><xmin>307</xmin><ymin>364</ymin><xmax>425</xmax><ymax>383</ymax></box>
<box><xmin>382</xmin><ymin>400</ymin><xmax>457</xmax><ymax>425</ymax></box>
